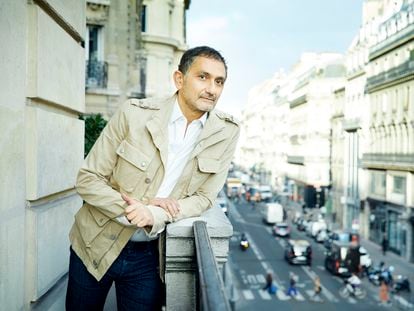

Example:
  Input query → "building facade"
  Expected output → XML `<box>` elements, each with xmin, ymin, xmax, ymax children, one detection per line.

<box><xmin>364</xmin><ymin>0</ymin><xmax>414</xmax><ymax>261</ymax></box>
<box><xmin>0</xmin><ymin>1</ymin><xmax>85</xmax><ymax>309</ymax></box>
<box><xmin>287</xmin><ymin>53</ymin><xmax>345</xmax><ymax>208</ymax></box>
<box><xmin>85</xmin><ymin>0</ymin><xmax>190</xmax><ymax>119</ymax></box>
<box><xmin>330</xmin><ymin>87</ymin><xmax>345</xmax><ymax>226</ymax></box>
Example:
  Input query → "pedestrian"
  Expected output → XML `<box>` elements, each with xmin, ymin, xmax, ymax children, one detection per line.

<box><xmin>311</xmin><ymin>276</ymin><xmax>323</xmax><ymax>302</ymax></box>
<box><xmin>262</xmin><ymin>272</ymin><xmax>277</xmax><ymax>294</ymax></box>
<box><xmin>379</xmin><ymin>280</ymin><xmax>389</xmax><ymax>305</ymax></box>
<box><xmin>382</xmin><ymin>234</ymin><xmax>389</xmax><ymax>256</ymax></box>
<box><xmin>287</xmin><ymin>272</ymin><xmax>298</xmax><ymax>297</ymax></box>
<box><xmin>65</xmin><ymin>46</ymin><xmax>240</xmax><ymax>311</ymax></box>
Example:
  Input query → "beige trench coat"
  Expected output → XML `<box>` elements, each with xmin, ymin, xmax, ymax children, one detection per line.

<box><xmin>69</xmin><ymin>95</ymin><xmax>240</xmax><ymax>281</ymax></box>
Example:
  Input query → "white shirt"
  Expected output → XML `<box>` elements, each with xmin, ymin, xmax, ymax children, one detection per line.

<box><xmin>120</xmin><ymin>100</ymin><xmax>207</xmax><ymax>241</ymax></box>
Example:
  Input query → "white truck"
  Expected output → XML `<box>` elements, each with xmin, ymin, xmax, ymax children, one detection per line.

<box><xmin>263</xmin><ymin>203</ymin><xmax>284</xmax><ymax>224</ymax></box>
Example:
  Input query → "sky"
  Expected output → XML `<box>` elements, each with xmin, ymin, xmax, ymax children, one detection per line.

<box><xmin>187</xmin><ymin>0</ymin><xmax>364</xmax><ymax>118</ymax></box>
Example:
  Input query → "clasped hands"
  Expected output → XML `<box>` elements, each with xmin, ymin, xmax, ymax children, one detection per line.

<box><xmin>121</xmin><ymin>193</ymin><xmax>180</xmax><ymax>228</ymax></box>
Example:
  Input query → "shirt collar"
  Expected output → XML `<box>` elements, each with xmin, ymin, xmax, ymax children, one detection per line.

<box><xmin>171</xmin><ymin>99</ymin><xmax>208</xmax><ymax>127</ymax></box>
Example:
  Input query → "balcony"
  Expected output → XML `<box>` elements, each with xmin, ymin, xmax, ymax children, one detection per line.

<box><xmin>165</xmin><ymin>205</ymin><xmax>233</xmax><ymax>310</ymax></box>
<box><xmin>287</xmin><ymin>155</ymin><xmax>305</xmax><ymax>165</ymax></box>
<box><xmin>289</xmin><ymin>95</ymin><xmax>307</xmax><ymax>109</ymax></box>
<box><xmin>369</xmin><ymin>23</ymin><xmax>414</xmax><ymax>61</ymax></box>
<box><xmin>343</xmin><ymin>118</ymin><xmax>361</xmax><ymax>132</ymax></box>
<box><xmin>362</xmin><ymin>153</ymin><xmax>414</xmax><ymax>171</ymax></box>
<box><xmin>85</xmin><ymin>60</ymin><xmax>108</xmax><ymax>89</ymax></box>
<box><xmin>365</xmin><ymin>60</ymin><xmax>414</xmax><ymax>93</ymax></box>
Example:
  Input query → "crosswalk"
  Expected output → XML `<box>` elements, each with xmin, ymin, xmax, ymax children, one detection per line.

<box><xmin>240</xmin><ymin>283</ymin><xmax>359</xmax><ymax>304</ymax></box>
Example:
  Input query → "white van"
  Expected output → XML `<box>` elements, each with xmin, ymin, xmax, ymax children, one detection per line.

<box><xmin>263</xmin><ymin>203</ymin><xmax>284</xmax><ymax>224</ymax></box>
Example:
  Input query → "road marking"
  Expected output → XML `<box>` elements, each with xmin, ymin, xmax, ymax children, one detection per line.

<box><xmin>258</xmin><ymin>289</ymin><xmax>272</xmax><ymax>300</ymax></box>
<box><xmin>295</xmin><ymin>291</ymin><xmax>306</xmax><ymax>301</ymax></box>
<box><xmin>256</xmin><ymin>274</ymin><xmax>266</xmax><ymax>283</ymax></box>
<box><xmin>394</xmin><ymin>295</ymin><xmax>413</xmax><ymax>309</ymax></box>
<box><xmin>247</xmin><ymin>274</ymin><xmax>257</xmax><ymax>284</ymax></box>
<box><xmin>242</xmin><ymin>290</ymin><xmax>254</xmax><ymax>300</ymax></box>
<box><xmin>300</xmin><ymin>266</ymin><xmax>339</xmax><ymax>303</ymax></box>
<box><xmin>276</xmin><ymin>290</ymin><xmax>291</xmax><ymax>301</ymax></box>
<box><xmin>347</xmin><ymin>297</ymin><xmax>357</xmax><ymax>304</ymax></box>
<box><xmin>266</xmin><ymin>227</ymin><xmax>273</xmax><ymax>234</ymax></box>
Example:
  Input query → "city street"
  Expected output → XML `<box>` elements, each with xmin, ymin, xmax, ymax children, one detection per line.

<box><xmin>227</xmin><ymin>198</ymin><xmax>411</xmax><ymax>311</ymax></box>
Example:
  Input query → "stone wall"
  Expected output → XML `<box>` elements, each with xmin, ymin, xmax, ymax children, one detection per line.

<box><xmin>0</xmin><ymin>1</ymin><xmax>85</xmax><ymax>309</ymax></box>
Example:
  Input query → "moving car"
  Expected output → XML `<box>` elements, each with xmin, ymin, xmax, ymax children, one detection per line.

<box><xmin>324</xmin><ymin>230</ymin><xmax>360</xmax><ymax>250</ymax></box>
<box><xmin>285</xmin><ymin>239</ymin><xmax>312</xmax><ymax>265</ymax></box>
<box><xmin>273</xmin><ymin>222</ymin><xmax>290</xmax><ymax>237</ymax></box>
<box><xmin>324</xmin><ymin>241</ymin><xmax>359</xmax><ymax>277</ymax></box>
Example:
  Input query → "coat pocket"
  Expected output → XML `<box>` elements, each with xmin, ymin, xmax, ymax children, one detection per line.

<box><xmin>75</xmin><ymin>204</ymin><xmax>110</xmax><ymax>248</ymax></box>
<box><xmin>187</xmin><ymin>157</ymin><xmax>221</xmax><ymax>195</ymax></box>
<box><xmin>113</xmin><ymin>140</ymin><xmax>151</xmax><ymax>192</ymax></box>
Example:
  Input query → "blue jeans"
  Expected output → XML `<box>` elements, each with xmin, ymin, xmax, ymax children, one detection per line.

<box><xmin>65</xmin><ymin>240</ymin><xmax>162</xmax><ymax>311</ymax></box>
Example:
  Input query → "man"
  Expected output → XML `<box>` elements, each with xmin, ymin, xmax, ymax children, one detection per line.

<box><xmin>66</xmin><ymin>46</ymin><xmax>240</xmax><ymax>310</ymax></box>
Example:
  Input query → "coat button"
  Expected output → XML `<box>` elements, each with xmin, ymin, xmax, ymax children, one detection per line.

<box><xmin>145</xmin><ymin>177</ymin><xmax>151</xmax><ymax>184</ymax></box>
<box><xmin>109</xmin><ymin>234</ymin><xmax>116</xmax><ymax>240</ymax></box>
<box><xmin>140</xmin><ymin>161</ymin><xmax>146</xmax><ymax>167</ymax></box>
<box><xmin>93</xmin><ymin>260</ymin><xmax>98</xmax><ymax>268</ymax></box>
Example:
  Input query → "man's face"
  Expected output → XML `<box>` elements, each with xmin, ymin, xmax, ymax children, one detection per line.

<box><xmin>174</xmin><ymin>56</ymin><xmax>226</xmax><ymax>115</ymax></box>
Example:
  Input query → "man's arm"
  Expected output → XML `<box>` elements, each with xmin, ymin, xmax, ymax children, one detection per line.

<box><xmin>75</xmin><ymin>101</ymin><xmax>130</xmax><ymax>219</ymax></box>
<box><xmin>144</xmin><ymin>125</ymin><xmax>240</xmax><ymax>237</ymax></box>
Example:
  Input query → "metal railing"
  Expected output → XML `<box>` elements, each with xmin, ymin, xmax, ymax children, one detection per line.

<box><xmin>85</xmin><ymin>60</ymin><xmax>108</xmax><ymax>88</ymax></box>
<box><xmin>193</xmin><ymin>221</ymin><xmax>231</xmax><ymax>311</ymax></box>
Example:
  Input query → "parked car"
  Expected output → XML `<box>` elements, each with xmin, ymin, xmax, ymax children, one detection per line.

<box><xmin>315</xmin><ymin>229</ymin><xmax>329</xmax><ymax>243</ymax></box>
<box><xmin>285</xmin><ymin>239</ymin><xmax>312</xmax><ymax>265</ymax></box>
<box><xmin>325</xmin><ymin>241</ymin><xmax>360</xmax><ymax>277</ymax></box>
<box><xmin>310</xmin><ymin>220</ymin><xmax>327</xmax><ymax>238</ymax></box>
<box><xmin>273</xmin><ymin>222</ymin><xmax>290</xmax><ymax>237</ymax></box>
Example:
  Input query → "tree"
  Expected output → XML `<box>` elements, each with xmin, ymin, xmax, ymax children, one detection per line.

<box><xmin>79</xmin><ymin>114</ymin><xmax>107</xmax><ymax>158</ymax></box>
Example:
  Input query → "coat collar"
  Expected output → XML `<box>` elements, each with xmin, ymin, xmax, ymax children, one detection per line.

<box><xmin>145</xmin><ymin>94</ymin><xmax>229</xmax><ymax>166</ymax></box>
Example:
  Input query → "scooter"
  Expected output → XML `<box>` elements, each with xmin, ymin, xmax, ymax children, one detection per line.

<box><xmin>392</xmin><ymin>275</ymin><xmax>411</xmax><ymax>293</ymax></box>
<box><xmin>240</xmin><ymin>234</ymin><xmax>249</xmax><ymax>251</ymax></box>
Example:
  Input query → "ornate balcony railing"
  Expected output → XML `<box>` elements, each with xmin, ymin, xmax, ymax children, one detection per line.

<box><xmin>287</xmin><ymin>155</ymin><xmax>305</xmax><ymax>165</ymax></box>
<box><xmin>362</xmin><ymin>153</ymin><xmax>414</xmax><ymax>170</ymax></box>
<box><xmin>85</xmin><ymin>60</ymin><xmax>108</xmax><ymax>89</ymax></box>
<box><xmin>365</xmin><ymin>60</ymin><xmax>414</xmax><ymax>93</ymax></box>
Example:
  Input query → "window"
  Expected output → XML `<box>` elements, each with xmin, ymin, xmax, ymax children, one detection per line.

<box><xmin>392</xmin><ymin>176</ymin><xmax>406</xmax><ymax>194</ymax></box>
<box><xmin>141</xmin><ymin>5</ymin><xmax>147</xmax><ymax>32</ymax></box>
<box><xmin>371</xmin><ymin>171</ymin><xmax>386</xmax><ymax>196</ymax></box>
<box><xmin>86</xmin><ymin>25</ymin><xmax>103</xmax><ymax>61</ymax></box>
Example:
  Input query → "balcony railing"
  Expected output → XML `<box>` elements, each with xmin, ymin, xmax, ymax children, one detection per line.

<box><xmin>85</xmin><ymin>60</ymin><xmax>108</xmax><ymax>89</ymax></box>
<box><xmin>165</xmin><ymin>205</ymin><xmax>233</xmax><ymax>311</ymax></box>
<box><xmin>287</xmin><ymin>155</ymin><xmax>305</xmax><ymax>165</ymax></box>
<box><xmin>194</xmin><ymin>221</ymin><xmax>231</xmax><ymax>311</ymax></box>
<box><xmin>365</xmin><ymin>60</ymin><xmax>414</xmax><ymax>93</ymax></box>
<box><xmin>362</xmin><ymin>153</ymin><xmax>414</xmax><ymax>170</ymax></box>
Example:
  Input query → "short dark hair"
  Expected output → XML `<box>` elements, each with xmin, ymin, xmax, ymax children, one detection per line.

<box><xmin>178</xmin><ymin>46</ymin><xmax>227</xmax><ymax>76</ymax></box>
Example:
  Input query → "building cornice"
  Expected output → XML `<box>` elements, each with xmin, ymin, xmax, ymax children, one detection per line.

<box><xmin>289</xmin><ymin>94</ymin><xmax>307</xmax><ymax>109</ymax></box>
<box><xmin>369</xmin><ymin>23</ymin><xmax>414</xmax><ymax>61</ymax></box>
<box><xmin>142</xmin><ymin>33</ymin><xmax>186</xmax><ymax>50</ymax></box>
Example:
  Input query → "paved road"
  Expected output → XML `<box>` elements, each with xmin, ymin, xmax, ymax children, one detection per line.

<box><xmin>226</xmin><ymin>198</ymin><xmax>412</xmax><ymax>311</ymax></box>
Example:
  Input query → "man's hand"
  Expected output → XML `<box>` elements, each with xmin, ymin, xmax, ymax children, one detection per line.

<box><xmin>149</xmin><ymin>197</ymin><xmax>180</xmax><ymax>217</ymax></box>
<box><xmin>121</xmin><ymin>194</ymin><xmax>154</xmax><ymax>227</ymax></box>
